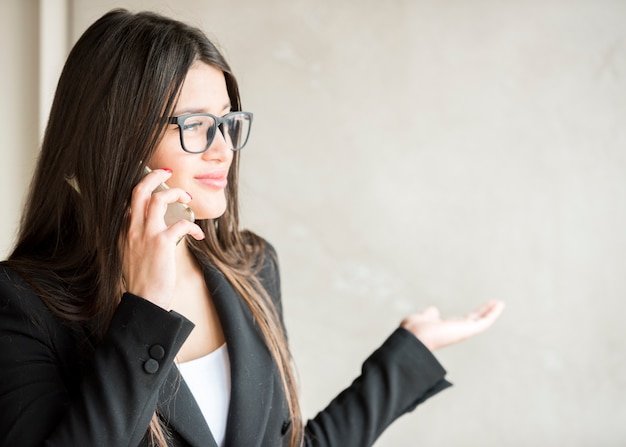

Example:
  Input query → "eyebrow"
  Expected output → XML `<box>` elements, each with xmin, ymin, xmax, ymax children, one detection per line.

<box><xmin>172</xmin><ymin>102</ymin><xmax>232</xmax><ymax>116</ymax></box>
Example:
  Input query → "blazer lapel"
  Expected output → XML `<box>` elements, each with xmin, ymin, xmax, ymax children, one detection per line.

<box><xmin>203</xmin><ymin>264</ymin><xmax>276</xmax><ymax>447</ymax></box>
<box><xmin>157</xmin><ymin>367</ymin><xmax>219</xmax><ymax>447</ymax></box>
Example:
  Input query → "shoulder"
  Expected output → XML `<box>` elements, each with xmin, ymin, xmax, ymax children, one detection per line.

<box><xmin>259</xmin><ymin>239</ymin><xmax>280</xmax><ymax>279</ymax></box>
<box><xmin>0</xmin><ymin>262</ymin><xmax>28</xmax><ymax>287</ymax></box>
<box><xmin>0</xmin><ymin>263</ymin><xmax>41</xmax><ymax>310</ymax></box>
<box><xmin>0</xmin><ymin>263</ymin><xmax>74</xmax><ymax>361</ymax></box>
<box><xmin>0</xmin><ymin>263</ymin><xmax>60</xmax><ymax>313</ymax></box>
<box><xmin>251</xmin><ymin>235</ymin><xmax>281</xmax><ymax>292</ymax></box>
<box><xmin>0</xmin><ymin>263</ymin><xmax>57</xmax><ymax>321</ymax></box>
<box><xmin>239</xmin><ymin>230</ymin><xmax>280</xmax><ymax>283</ymax></box>
<box><xmin>239</xmin><ymin>232</ymin><xmax>284</xmax><ymax>310</ymax></box>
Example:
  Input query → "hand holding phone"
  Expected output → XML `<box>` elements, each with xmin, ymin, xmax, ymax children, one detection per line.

<box><xmin>124</xmin><ymin>168</ymin><xmax>203</xmax><ymax>309</ymax></box>
<box><xmin>143</xmin><ymin>167</ymin><xmax>195</xmax><ymax>227</ymax></box>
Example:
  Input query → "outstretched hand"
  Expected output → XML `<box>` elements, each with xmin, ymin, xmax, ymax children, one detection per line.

<box><xmin>400</xmin><ymin>300</ymin><xmax>505</xmax><ymax>351</ymax></box>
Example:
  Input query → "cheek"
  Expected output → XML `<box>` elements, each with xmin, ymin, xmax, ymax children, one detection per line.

<box><xmin>148</xmin><ymin>145</ymin><xmax>183</xmax><ymax>180</ymax></box>
<box><xmin>149</xmin><ymin>131</ymin><xmax>181</xmax><ymax>165</ymax></box>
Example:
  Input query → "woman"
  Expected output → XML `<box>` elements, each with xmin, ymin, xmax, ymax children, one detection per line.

<box><xmin>0</xmin><ymin>9</ymin><xmax>504</xmax><ymax>447</ymax></box>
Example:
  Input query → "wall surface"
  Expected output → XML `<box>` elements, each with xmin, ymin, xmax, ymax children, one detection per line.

<box><xmin>5</xmin><ymin>1</ymin><xmax>626</xmax><ymax>446</ymax></box>
<box><xmin>0</xmin><ymin>0</ymin><xmax>39</xmax><ymax>257</ymax></box>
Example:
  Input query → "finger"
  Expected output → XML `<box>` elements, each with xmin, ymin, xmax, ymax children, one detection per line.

<box><xmin>167</xmin><ymin>219</ymin><xmax>205</xmax><ymax>242</ymax></box>
<box><xmin>145</xmin><ymin>187</ymin><xmax>193</xmax><ymax>228</ymax></box>
<box><xmin>467</xmin><ymin>300</ymin><xmax>505</xmax><ymax>332</ymax></box>
<box><xmin>481</xmin><ymin>300</ymin><xmax>505</xmax><ymax>322</ymax></box>
<box><xmin>129</xmin><ymin>169</ymin><xmax>173</xmax><ymax>227</ymax></box>
<box><xmin>419</xmin><ymin>306</ymin><xmax>440</xmax><ymax>320</ymax></box>
<box><xmin>466</xmin><ymin>300</ymin><xmax>503</xmax><ymax>321</ymax></box>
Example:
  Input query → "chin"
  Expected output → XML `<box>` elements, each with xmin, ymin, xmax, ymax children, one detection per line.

<box><xmin>194</xmin><ymin>202</ymin><xmax>228</xmax><ymax>220</ymax></box>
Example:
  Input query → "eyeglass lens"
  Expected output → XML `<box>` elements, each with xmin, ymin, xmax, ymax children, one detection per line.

<box><xmin>180</xmin><ymin>113</ymin><xmax>251</xmax><ymax>152</ymax></box>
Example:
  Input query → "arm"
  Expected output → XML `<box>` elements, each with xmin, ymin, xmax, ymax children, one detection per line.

<box><xmin>0</xmin><ymin>269</ymin><xmax>193</xmax><ymax>447</ymax></box>
<box><xmin>301</xmin><ymin>300</ymin><xmax>504</xmax><ymax>446</ymax></box>
<box><xmin>304</xmin><ymin>328</ymin><xmax>451</xmax><ymax>447</ymax></box>
<box><xmin>255</xmin><ymin>244</ymin><xmax>451</xmax><ymax>446</ymax></box>
<box><xmin>257</xmin><ymin>243</ymin><xmax>504</xmax><ymax>447</ymax></box>
<box><xmin>301</xmin><ymin>301</ymin><xmax>504</xmax><ymax>447</ymax></box>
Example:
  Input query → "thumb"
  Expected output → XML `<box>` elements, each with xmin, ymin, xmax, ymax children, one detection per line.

<box><xmin>419</xmin><ymin>305</ymin><xmax>441</xmax><ymax>320</ymax></box>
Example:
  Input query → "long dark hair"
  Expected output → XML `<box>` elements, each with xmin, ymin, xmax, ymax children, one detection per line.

<box><xmin>5</xmin><ymin>9</ymin><xmax>301</xmax><ymax>447</ymax></box>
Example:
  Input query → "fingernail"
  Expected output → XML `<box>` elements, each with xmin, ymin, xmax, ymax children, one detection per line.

<box><xmin>186</xmin><ymin>192</ymin><xmax>193</xmax><ymax>200</ymax></box>
<box><xmin>162</xmin><ymin>168</ymin><xmax>173</xmax><ymax>173</ymax></box>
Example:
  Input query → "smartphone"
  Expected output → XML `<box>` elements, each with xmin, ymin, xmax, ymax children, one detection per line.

<box><xmin>144</xmin><ymin>167</ymin><xmax>195</xmax><ymax>227</ymax></box>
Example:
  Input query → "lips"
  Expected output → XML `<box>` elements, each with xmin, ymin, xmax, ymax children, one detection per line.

<box><xmin>195</xmin><ymin>170</ymin><xmax>228</xmax><ymax>189</ymax></box>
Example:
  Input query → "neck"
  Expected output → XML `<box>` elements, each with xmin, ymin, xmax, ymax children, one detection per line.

<box><xmin>175</xmin><ymin>237</ymin><xmax>202</xmax><ymax>282</ymax></box>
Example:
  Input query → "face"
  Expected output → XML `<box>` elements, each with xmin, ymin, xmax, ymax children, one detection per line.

<box><xmin>148</xmin><ymin>62</ymin><xmax>233</xmax><ymax>220</ymax></box>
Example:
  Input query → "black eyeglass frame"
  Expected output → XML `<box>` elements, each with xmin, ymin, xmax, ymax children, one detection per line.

<box><xmin>167</xmin><ymin>111</ymin><xmax>254</xmax><ymax>153</ymax></box>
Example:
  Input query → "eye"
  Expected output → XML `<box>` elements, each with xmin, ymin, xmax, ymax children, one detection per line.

<box><xmin>182</xmin><ymin>120</ymin><xmax>205</xmax><ymax>132</ymax></box>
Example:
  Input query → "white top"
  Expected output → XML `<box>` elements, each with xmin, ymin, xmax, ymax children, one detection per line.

<box><xmin>176</xmin><ymin>344</ymin><xmax>231</xmax><ymax>447</ymax></box>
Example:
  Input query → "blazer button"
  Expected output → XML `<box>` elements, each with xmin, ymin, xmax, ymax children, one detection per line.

<box><xmin>144</xmin><ymin>358</ymin><xmax>160</xmax><ymax>374</ymax></box>
<box><xmin>149</xmin><ymin>344</ymin><xmax>165</xmax><ymax>360</ymax></box>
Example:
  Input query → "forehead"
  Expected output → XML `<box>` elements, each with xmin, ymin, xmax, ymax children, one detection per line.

<box><xmin>175</xmin><ymin>62</ymin><xmax>229</xmax><ymax>112</ymax></box>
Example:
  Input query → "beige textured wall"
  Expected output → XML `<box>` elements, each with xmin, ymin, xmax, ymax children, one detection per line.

<box><xmin>5</xmin><ymin>1</ymin><xmax>626</xmax><ymax>445</ymax></box>
<box><xmin>0</xmin><ymin>0</ymin><xmax>39</xmax><ymax>257</ymax></box>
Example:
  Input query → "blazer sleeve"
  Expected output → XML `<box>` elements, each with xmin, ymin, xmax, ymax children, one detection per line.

<box><xmin>256</xmin><ymin>244</ymin><xmax>452</xmax><ymax>447</ymax></box>
<box><xmin>0</xmin><ymin>266</ymin><xmax>194</xmax><ymax>447</ymax></box>
<box><xmin>303</xmin><ymin>328</ymin><xmax>452</xmax><ymax>447</ymax></box>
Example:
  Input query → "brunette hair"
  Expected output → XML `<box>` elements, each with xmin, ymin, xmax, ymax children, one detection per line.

<box><xmin>5</xmin><ymin>9</ymin><xmax>301</xmax><ymax>447</ymax></box>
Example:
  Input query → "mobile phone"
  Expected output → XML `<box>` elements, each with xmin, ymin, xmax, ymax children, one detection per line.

<box><xmin>144</xmin><ymin>167</ymin><xmax>195</xmax><ymax>226</ymax></box>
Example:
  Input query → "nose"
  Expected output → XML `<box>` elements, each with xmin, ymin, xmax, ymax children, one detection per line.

<box><xmin>201</xmin><ymin>126</ymin><xmax>232</xmax><ymax>162</ymax></box>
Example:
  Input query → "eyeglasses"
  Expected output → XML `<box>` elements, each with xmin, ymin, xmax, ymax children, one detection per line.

<box><xmin>168</xmin><ymin>111</ymin><xmax>253</xmax><ymax>153</ymax></box>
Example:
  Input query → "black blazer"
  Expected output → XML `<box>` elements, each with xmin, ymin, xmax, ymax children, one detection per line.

<box><xmin>0</xmin><ymin>247</ymin><xmax>451</xmax><ymax>446</ymax></box>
